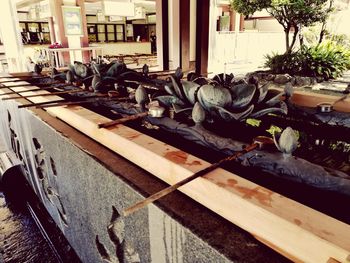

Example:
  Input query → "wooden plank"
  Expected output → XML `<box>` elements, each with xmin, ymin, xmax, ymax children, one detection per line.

<box><xmin>1</xmin><ymin>81</ymin><xmax>32</xmax><ymax>87</ymax></box>
<box><xmin>1</xmin><ymin>85</ymin><xmax>350</xmax><ymax>262</ymax></box>
<box><xmin>290</xmin><ymin>90</ymin><xmax>350</xmax><ymax>113</ymax></box>
<box><xmin>195</xmin><ymin>0</ymin><xmax>209</xmax><ymax>75</ymax></box>
<box><xmin>180</xmin><ymin>0</ymin><xmax>190</xmax><ymax>71</ymax></box>
<box><xmin>0</xmin><ymin>77</ymin><xmax>22</xmax><ymax>82</ymax></box>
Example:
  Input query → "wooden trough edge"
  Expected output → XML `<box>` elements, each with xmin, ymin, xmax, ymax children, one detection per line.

<box><xmin>277</xmin><ymin>88</ymin><xmax>350</xmax><ymax>113</ymax></box>
<box><xmin>0</xmin><ymin>82</ymin><xmax>350</xmax><ymax>263</ymax></box>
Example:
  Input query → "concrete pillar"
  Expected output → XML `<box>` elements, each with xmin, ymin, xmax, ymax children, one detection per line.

<box><xmin>189</xmin><ymin>0</ymin><xmax>197</xmax><ymax>69</ymax></box>
<box><xmin>50</xmin><ymin>0</ymin><xmax>68</xmax><ymax>48</ymax></box>
<box><xmin>207</xmin><ymin>0</ymin><xmax>220</xmax><ymax>74</ymax></box>
<box><xmin>76</xmin><ymin>0</ymin><xmax>90</xmax><ymax>62</ymax></box>
<box><xmin>196</xmin><ymin>0</ymin><xmax>210</xmax><ymax>75</ymax></box>
<box><xmin>64</xmin><ymin>0</ymin><xmax>82</xmax><ymax>63</ymax></box>
<box><xmin>50</xmin><ymin>0</ymin><xmax>69</xmax><ymax>66</ymax></box>
<box><xmin>49</xmin><ymin>0</ymin><xmax>88</xmax><ymax>65</ymax></box>
<box><xmin>0</xmin><ymin>0</ymin><xmax>25</xmax><ymax>72</ymax></box>
<box><xmin>155</xmin><ymin>0</ymin><xmax>169</xmax><ymax>70</ymax></box>
<box><xmin>48</xmin><ymin>17</ymin><xmax>56</xmax><ymax>44</ymax></box>
<box><xmin>240</xmin><ymin>14</ymin><xmax>245</xmax><ymax>31</ymax></box>
<box><xmin>180</xmin><ymin>0</ymin><xmax>190</xmax><ymax>71</ymax></box>
<box><xmin>168</xmin><ymin>0</ymin><xmax>180</xmax><ymax>69</ymax></box>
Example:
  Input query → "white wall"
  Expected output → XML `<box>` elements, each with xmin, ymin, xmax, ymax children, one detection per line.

<box><xmin>209</xmin><ymin>31</ymin><xmax>298</xmax><ymax>73</ymax></box>
<box><xmin>168</xmin><ymin>0</ymin><xmax>180</xmax><ymax>69</ymax></box>
<box><xmin>244</xmin><ymin>19</ymin><xmax>283</xmax><ymax>32</ymax></box>
<box><xmin>0</xmin><ymin>0</ymin><xmax>25</xmax><ymax>72</ymax></box>
<box><xmin>91</xmin><ymin>42</ymin><xmax>151</xmax><ymax>56</ymax></box>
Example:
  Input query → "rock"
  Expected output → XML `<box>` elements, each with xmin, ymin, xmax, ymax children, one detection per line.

<box><xmin>290</xmin><ymin>77</ymin><xmax>296</xmax><ymax>86</ymax></box>
<box><xmin>273</xmin><ymin>127</ymin><xmax>298</xmax><ymax>155</ymax></box>
<box><xmin>274</xmin><ymin>74</ymin><xmax>292</xmax><ymax>84</ymax></box>
<box><xmin>192</xmin><ymin>102</ymin><xmax>206</xmax><ymax>124</ymax></box>
<box><xmin>294</xmin><ymin>76</ymin><xmax>312</xmax><ymax>86</ymax></box>
<box><xmin>135</xmin><ymin>85</ymin><xmax>148</xmax><ymax>106</ymax></box>
<box><xmin>316</xmin><ymin>76</ymin><xmax>324</xmax><ymax>83</ymax></box>
<box><xmin>265</xmin><ymin>74</ymin><xmax>275</xmax><ymax>81</ymax></box>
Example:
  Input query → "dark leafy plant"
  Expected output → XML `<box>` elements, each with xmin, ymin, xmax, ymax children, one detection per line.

<box><xmin>265</xmin><ymin>41</ymin><xmax>350</xmax><ymax>80</ymax></box>
<box><xmin>264</xmin><ymin>52</ymin><xmax>304</xmax><ymax>75</ymax></box>
<box><xmin>302</xmin><ymin>41</ymin><xmax>350</xmax><ymax>79</ymax></box>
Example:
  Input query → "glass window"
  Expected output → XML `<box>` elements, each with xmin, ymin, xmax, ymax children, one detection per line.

<box><xmin>107</xmin><ymin>24</ymin><xmax>114</xmax><ymax>32</ymax></box>
<box><xmin>41</xmin><ymin>23</ymin><xmax>49</xmax><ymax>33</ymax></box>
<box><xmin>116</xmin><ymin>25</ymin><xmax>123</xmax><ymax>33</ymax></box>
<box><xmin>116</xmin><ymin>32</ymin><xmax>124</xmax><ymax>41</ymax></box>
<box><xmin>107</xmin><ymin>33</ymin><xmax>115</xmax><ymax>42</ymax></box>
<box><xmin>97</xmin><ymin>24</ymin><xmax>105</xmax><ymax>33</ymax></box>
<box><xmin>19</xmin><ymin>22</ymin><xmax>26</xmax><ymax>32</ymax></box>
<box><xmin>28</xmin><ymin>22</ymin><xmax>39</xmax><ymax>32</ymax></box>
<box><xmin>98</xmin><ymin>33</ymin><xmax>105</xmax><ymax>42</ymax></box>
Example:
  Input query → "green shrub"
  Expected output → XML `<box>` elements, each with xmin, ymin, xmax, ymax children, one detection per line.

<box><xmin>330</xmin><ymin>34</ymin><xmax>350</xmax><ymax>49</ymax></box>
<box><xmin>264</xmin><ymin>52</ymin><xmax>305</xmax><ymax>75</ymax></box>
<box><xmin>265</xmin><ymin>41</ymin><xmax>350</xmax><ymax>80</ymax></box>
<box><xmin>302</xmin><ymin>41</ymin><xmax>350</xmax><ymax>79</ymax></box>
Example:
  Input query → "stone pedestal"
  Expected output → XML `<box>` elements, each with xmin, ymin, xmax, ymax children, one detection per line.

<box><xmin>0</xmin><ymin>95</ymin><xmax>286</xmax><ymax>263</ymax></box>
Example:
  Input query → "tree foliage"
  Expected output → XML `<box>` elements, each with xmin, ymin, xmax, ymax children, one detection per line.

<box><xmin>230</xmin><ymin>0</ymin><xmax>332</xmax><ymax>53</ymax></box>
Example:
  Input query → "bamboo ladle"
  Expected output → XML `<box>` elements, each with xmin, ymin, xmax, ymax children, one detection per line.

<box><xmin>123</xmin><ymin>136</ymin><xmax>274</xmax><ymax>217</ymax></box>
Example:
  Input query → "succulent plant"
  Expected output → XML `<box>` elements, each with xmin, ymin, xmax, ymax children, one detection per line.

<box><xmin>157</xmin><ymin>71</ymin><xmax>288</xmax><ymax>123</ymax></box>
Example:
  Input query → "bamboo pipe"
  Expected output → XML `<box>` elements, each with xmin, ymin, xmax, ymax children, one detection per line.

<box><xmin>98</xmin><ymin>112</ymin><xmax>148</xmax><ymax>129</ymax></box>
<box><xmin>0</xmin><ymin>76</ymin><xmax>49</xmax><ymax>84</ymax></box>
<box><xmin>0</xmin><ymin>83</ymin><xmax>75</xmax><ymax>96</ymax></box>
<box><xmin>18</xmin><ymin>98</ymin><xmax>69</xmax><ymax>108</ymax></box>
<box><xmin>18</xmin><ymin>92</ymin><xmax>129</xmax><ymax>109</ymax></box>
<box><xmin>34</xmin><ymin>96</ymin><xmax>130</xmax><ymax>109</ymax></box>
<box><xmin>2</xmin><ymin>89</ymin><xmax>84</xmax><ymax>101</ymax></box>
<box><xmin>0</xmin><ymin>87</ymin><xmax>42</xmax><ymax>95</ymax></box>
<box><xmin>18</xmin><ymin>94</ymin><xmax>107</xmax><ymax>109</ymax></box>
<box><xmin>123</xmin><ymin>136</ymin><xmax>275</xmax><ymax>217</ymax></box>
<box><xmin>0</xmin><ymin>81</ymin><xmax>61</xmax><ymax>89</ymax></box>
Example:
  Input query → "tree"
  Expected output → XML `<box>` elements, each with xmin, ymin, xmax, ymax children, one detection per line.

<box><xmin>230</xmin><ymin>0</ymin><xmax>332</xmax><ymax>54</ymax></box>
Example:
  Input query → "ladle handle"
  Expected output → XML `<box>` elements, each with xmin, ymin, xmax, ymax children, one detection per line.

<box><xmin>123</xmin><ymin>142</ymin><xmax>261</xmax><ymax>217</ymax></box>
<box><xmin>332</xmin><ymin>93</ymin><xmax>349</xmax><ymax>106</ymax></box>
<box><xmin>98</xmin><ymin>112</ymin><xmax>148</xmax><ymax>129</ymax></box>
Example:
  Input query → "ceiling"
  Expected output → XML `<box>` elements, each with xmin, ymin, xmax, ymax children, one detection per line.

<box><xmin>85</xmin><ymin>0</ymin><xmax>155</xmax><ymax>15</ymax></box>
<box><xmin>16</xmin><ymin>0</ymin><xmax>156</xmax><ymax>15</ymax></box>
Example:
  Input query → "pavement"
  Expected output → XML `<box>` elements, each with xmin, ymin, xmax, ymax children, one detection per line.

<box><xmin>0</xmin><ymin>138</ymin><xmax>6</xmax><ymax>153</ymax></box>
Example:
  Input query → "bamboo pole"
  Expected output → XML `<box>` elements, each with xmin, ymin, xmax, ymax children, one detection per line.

<box><xmin>2</xmin><ymin>89</ymin><xmax>83</xmax><ymax>100</ymax></box>
<box><xmin>123</xmin><ymin>136</ymin><xmax>274</xmax><ymax>217</ymax></box>
<box><xmin>98</xmin><ymin>112</ymin><xmax>148</xmax><ymax>129</ymax></box>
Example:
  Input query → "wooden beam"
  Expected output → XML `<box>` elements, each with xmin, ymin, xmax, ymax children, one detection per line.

<box><xmin>155</xmin><ymin>0</ymin><xmax>169</xmax><ymax>70</ymax></box>
<box><xmin>1</xmin><ymin>83</ymin><xmax>350</xmax><ymax>262</ymax></box>
<box><xmin>76</xmin><ymin>0</ymin><xmax>90</xmax><ymax>63</ymax></box>
<box><xmin>290</xmin><ymin>90</ymin><xmax>350</xmax><ymax>113</ymax></box>
<box><xmin>195</xmin><ymin>0</ymin><xmax>209</xmax><ymax>75</ymax></box>
<box><xmin>179</xmin><ymin>0</ymin><xmax>190</xmax><ymax>71</ymax></box>
<box><xmin>52</xmin><ymin>0</ymin><xmax>68</xmax><ymax>49</ymax></box>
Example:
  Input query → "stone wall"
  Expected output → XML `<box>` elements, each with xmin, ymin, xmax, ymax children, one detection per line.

<box><xmin>0</xmin><ymin>98</ymin><xmax>287</xmax><ymax>263</ymax></box>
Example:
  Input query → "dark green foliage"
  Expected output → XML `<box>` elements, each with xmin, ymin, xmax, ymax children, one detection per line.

<box><xmin>230</xmin><ymin>0</ymin><xmax>331</xmax><ymax>53</ymax></box>
<box><xmin>265</xmin><ymin>52</ymin><xmax>304</xmax><ymax>75</ymax></box>
<box><xmin>265</xmin><ymin>41</ymin><xmax>350</xmax><ymax>79</ymax></box>
<box><xmin>302</xmin><ymin>41</ymin><xmax>350</xmax><ymax>79</ymax></box>
<box><xmin>229</xmin><ymin>0</ymin><xmax>270</xmax><ymax>16</ymax></box>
